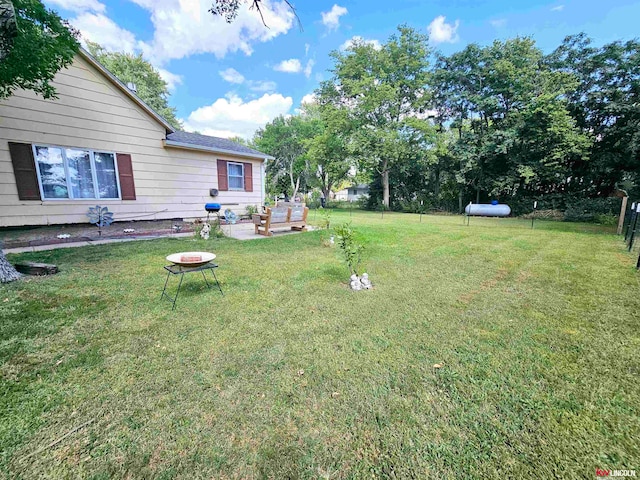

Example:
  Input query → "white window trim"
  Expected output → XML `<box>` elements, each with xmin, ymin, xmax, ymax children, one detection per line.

<box><xmin>227</xmin><ymin>161</ymin><xmax>245</xmax><ymax>191</ymax></box>
<box><xmin>33</xmin><ymin>144</ymin><xmax>122</xmax><ymax>201</ymax></box>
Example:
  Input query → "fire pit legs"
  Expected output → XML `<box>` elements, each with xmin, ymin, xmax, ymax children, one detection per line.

<box><xmin>160</xmin><ymin>262</ymin><xmax>223</xmax><ymax>310</ymax></box>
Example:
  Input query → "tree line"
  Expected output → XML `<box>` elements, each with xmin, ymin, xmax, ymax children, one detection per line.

<box><xmin>253</xmin><ymin>27</ymin><xmax>640</xmax><ymax>215</ymax></box>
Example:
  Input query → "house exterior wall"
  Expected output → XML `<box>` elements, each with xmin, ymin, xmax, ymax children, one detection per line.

<box><xmin>0</xmin><ymin>55</ymin><xmax>264</xmax><ymax>227</ymax></box>
<box><xmin>334</xmin><ymin>187</ymin><xmax>369</xmax><ymax>202</ymax></box>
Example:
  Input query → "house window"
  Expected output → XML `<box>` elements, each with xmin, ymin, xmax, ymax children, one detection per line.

<box><xmin>228</xmin><ymin>162</ymin><xmax>244</xmax><ymax>190</ymax></box>
<box><xmin>33</xmin><ymin>145</ymin><xmax>120</xmax><ymax>200</ymax></box>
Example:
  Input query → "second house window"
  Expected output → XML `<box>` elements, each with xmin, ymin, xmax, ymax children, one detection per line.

<box><xmin>228</xmin><ymin>162</ymin><xmax>244</xmax><ymax>190</ymax></box>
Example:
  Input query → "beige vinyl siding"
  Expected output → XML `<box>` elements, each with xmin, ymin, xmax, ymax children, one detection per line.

<box><xmin>0</xmin><ymin>55</ymin><xmax>264</xmax><ymax>227</ymax></box>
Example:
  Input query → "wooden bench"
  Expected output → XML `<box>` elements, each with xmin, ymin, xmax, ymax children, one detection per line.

<box><xmin>252</xmin><ymin>204</ymin><xmax>309</xmax><ymax>236</ymax></box>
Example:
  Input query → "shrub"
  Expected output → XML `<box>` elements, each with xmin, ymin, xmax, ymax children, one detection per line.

<box><xmin>511</xmin><ymin>195</ymin><xmax>622</xmax><ymax>223</ymax></box>
<box><xmin>245</xmin><ymin>204</ymin><xmax>258</xmax><ymax>216</ymax></box>
<box><xmin>306</xmin><ymin>191</ymin><xmax>323</xmax><ymax>209</ymax></box>
<box><xmin>333</xmin><ymin>222</ymin><xmax>364</xmax><ymax>276</ymax></box>
<box><xmin>318</xmin><ymin>208</ymin><xmax>332</xmax><ymax>230</ymax></box>
<box><xmin>595</xmin><ymin>214</ymin><xmax>618</xmax><ymax>226</ymax></box>
<box><xmin>325</xmin><ymin>200</ymin><xmax>354</xmax><ymax>209</ymax></box>
<box><xmin>563</xmin><ymin>197</ymin><xmax>622</xmax><ymax>223</ymax></box>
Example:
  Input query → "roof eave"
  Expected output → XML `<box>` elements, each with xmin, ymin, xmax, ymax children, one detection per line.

<box><xmin>78</xmin><ymin>48</ymin><xmax>176</xmax><ymax>134</ymax></box>
<box><xmin>163</xmin><ymin>139</ymin><xmax>273</xmax><ymax>161</ymax></box>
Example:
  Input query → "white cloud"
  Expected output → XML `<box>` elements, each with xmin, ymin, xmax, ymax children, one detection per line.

<box><xmin>219</xmin><ymin>68</ymin><xmax>277</xmax><ymax>92</ymax></box>
<box><xmin>219</xmin><ymin>68</ymin><xmax>245</xmax><ymax>84</ymax></box>
<box><xmin>551</xmin><ymin>5</ymin><xmax>564</xmax><ymax>11</ymax></box>
<box><xmin>490</xmin><ymin>18</ymin><xmax>507</xmax><ymax>28</ymax></box>
<box><xmin>72</xmin><ymin>12</ymin><xmax>138</xmax><ymax>53</ymax></box>
<box><xmin>305</xmin><ymin>43</ymin><xmax>310</xmax><ymax>56</ymax></box>
<box><xmin>304</xmin><ymin>59</ymin><xmax>315</xmax><ymax>79</ymax></box>
<box><xmin>184</xmin><ymin>92</ymin><xmax>293</xmax><ymax>139</ymax></box>
<box><xmin>301</xmin><ymin>93</ymin><xmax>316</xmax><ymax>105</ymax></box>
<box><xmin>73</xmin><ymin>12</ymin><xmax>183</xmax><ymax>92</ymax></box>
<box><xmin>427</xmin><ymin>15</ymin><xmax>460</xmax><ymax>44</ymax></box>
<box><xmin>157</xmin><ymin>68</ymin><xmax>183</xmax><ymax>91</ymax></box>
<box><xmin>47</xmin><ymin>0</ymin><xmax>106</xmax><ymax>12</ymax></box>
<box><xmin>135</xmin><ymin>0</ymin><xmax>295</xmax><ymax>64</ymax></box>
<box><xmin>340</xmin><ymin>35</ymin><xmax>382</xmax><ymax>51</ymax></box>
<box><xmin>274</xmin><ymin>58</ymin><xmax>302</xmax><ymax>73</ymax></box>
<box><xmin>248</xmin><ymin>80</ymin><xmax>277</xmax><ymax>92</ymax></box>
<box><xmin>321</xmin><ymin>4</ymin><xmax>348</xmax><ymax>31</ymax></box>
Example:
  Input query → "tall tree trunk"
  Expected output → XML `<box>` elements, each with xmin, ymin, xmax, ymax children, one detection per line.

<box><xmin>322</xmin><ymin>172</ymin><xmax>331</xmax><ymax>202</ymax></box>
<box><xmin>292</xmin><ymin>176</ymin><xmax>300</xmax><ymax>200</ymax></box>
<box><xmin>0</xmin><ymin>248</ymin><xmax>20</xmax><ymax>283</ymax></box>
<box><xmin>476</xmin><ymin>185</ymin><xmax>480</xmax><ymax>204</ymax></box>
<box><xmin>322</xmin><ymin>184</ymin><xmax>332</xmax><ymax>202</ymax></box>
<box><xmin>288</xmin><ymin>159</ymin><xmax>298</xmax><ymax>198</ymax></box>
<box><xmin>382</xmin><ymin>159</ymin><xmax>390</xmax><ymax>208</ymax></box>
<box><xmin>458</xmin><ymin>189</ymin><xmax>463</xmax><ymax>213</ymax></box>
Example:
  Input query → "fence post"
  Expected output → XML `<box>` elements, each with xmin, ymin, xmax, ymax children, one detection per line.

<box><xmin>625</xmin><ymin>202</ymin><xmax>637</xmax><ymax>242</ymax></box>
<box><xmin>617</xmin><ymin>196</ymin><xmax>629</xmax><ymax>235</ymax></box>
<box><xmin>628</xmin><ymin>203</ymin><xmax>640</xmax><ymax>252</ymax></box>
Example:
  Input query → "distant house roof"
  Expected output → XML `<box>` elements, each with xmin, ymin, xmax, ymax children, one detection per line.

<box><xmin>165</xmin><ymin>131</ymin><xmax>273</xmax><ymax>160</ymax></box>
<box><xmin>340</xmin><ymin>184</ymin><xmax>369</xmax><ymax>190</ymax></box>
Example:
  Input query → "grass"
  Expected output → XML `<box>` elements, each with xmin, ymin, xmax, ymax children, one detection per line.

<box><xmin>1</xmin><ymin>210</ymin><xmax>639</xmax><ymax>479</ymax></box>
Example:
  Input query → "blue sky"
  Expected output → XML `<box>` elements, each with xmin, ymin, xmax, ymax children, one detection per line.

<box><xmin>46</xmin><ymin>0</ymin><xmax>640</xmax><ymax>138</ymax></box>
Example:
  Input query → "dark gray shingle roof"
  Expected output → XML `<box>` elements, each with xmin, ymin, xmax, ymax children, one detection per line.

<box><xmin>166</xmin><ymin>131</ymin><xmax>270</xmax><ymax>158</ymax></box>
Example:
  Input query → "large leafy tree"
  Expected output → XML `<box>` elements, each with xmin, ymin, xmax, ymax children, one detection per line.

<box><xmin>303</xmin><ymin>101</ymin><xmax>353</xmax><ymax>200</ymax></box>
<box><xmin>548</xmin><ymin>34</ymin><xmax>640</xmax><ymax>196</ymax></box>
<box><xmin>321</xmin><ymin>26</ymin><xmax>432</xmax><ymax>207</ymax></box>
<box><xmin>0</xmin><ymin>0</ymin><xmax>79</xmax><ymax>283</ymax></box>
<box><xmin>254</xmin><ymin>114</ymin><xmax>319</xmax><ymax>199</ymax></box>
<box><xmin>0</xmin><ymin>0</ymin><xmax>18</xmax><ymax>59</ymax></box>
<box><xmin>86</xmin><ymin>42</ymin><xmax>182</xmax><ymax>130</ymax></box>
<box><xmin>432</xmin><ymin>37</ymin><xmax>589</xmax><ymax>205</ymax></box>
<box><xmin>0</xmin><ymin>0</ymin><xmax>79</xmax><ymax>99</ymax></box>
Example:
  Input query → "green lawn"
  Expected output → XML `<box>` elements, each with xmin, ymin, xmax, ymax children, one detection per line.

<box><xmin>2</xmin><ymin>211</ymin><xmax>639</xmax><ymax>479</ymax></box>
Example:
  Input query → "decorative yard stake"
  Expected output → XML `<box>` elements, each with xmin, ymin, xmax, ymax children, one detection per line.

<box><xmin>87</xmin><ymin>206</ymin><xmax>114</xmax><ymax>236</ymax></box>
<box><xmin>531</xmin><ymin>200</ymin><xmax>537</xmax><ymax>229</ymax></box>
<box><xmin>420</xmin><ymin>200</ymin><xmax>423</xmax><ymax>223</ymax></box>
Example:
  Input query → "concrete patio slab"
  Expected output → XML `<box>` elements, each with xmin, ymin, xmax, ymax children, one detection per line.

<box><xmin>4</xmin><ymin>223</ymin><xmax>317</xmax><ymax>252</ymax></box>
<box><xmin>222</xmin><ymin>222</ymin><xmax>317</xmax><ymax>240</ymax></box>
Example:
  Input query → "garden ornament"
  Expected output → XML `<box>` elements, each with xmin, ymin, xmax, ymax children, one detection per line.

<box><xmin>200</xmin><ymin>223</ymin><xmax>211</xmax><ymax>240</ymax></box>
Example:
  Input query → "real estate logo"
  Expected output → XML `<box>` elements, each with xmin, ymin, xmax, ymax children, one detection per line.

<box><xmin>596</xmin><ymin>469</ymin><xmax>636</xmax><ymax>478</ymax></box>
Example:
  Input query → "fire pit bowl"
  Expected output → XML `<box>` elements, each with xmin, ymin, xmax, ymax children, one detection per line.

<box><xmin>166</xmin><ymin>251</ymin><xmax>216</xmax><ymax>267</ymax></box>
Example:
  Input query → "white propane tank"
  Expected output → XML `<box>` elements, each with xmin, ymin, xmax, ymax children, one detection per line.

<box><xmin>465</xmin><ymin>203</ymin><xmax>512</xmax><ymax>217</ymax></box>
